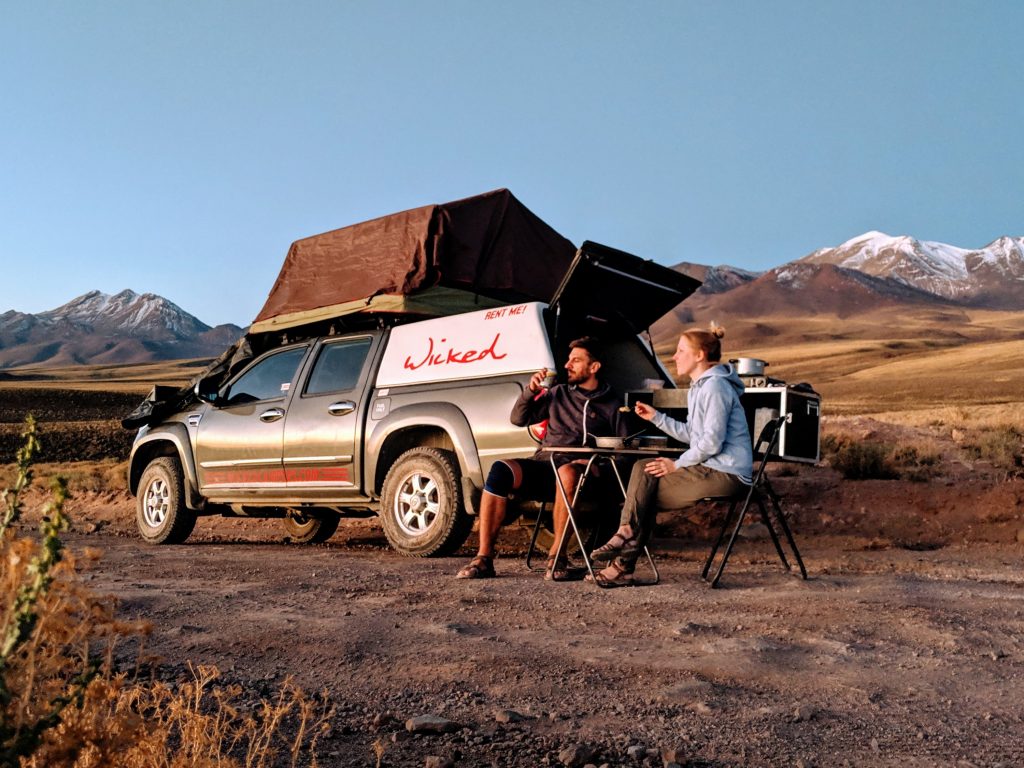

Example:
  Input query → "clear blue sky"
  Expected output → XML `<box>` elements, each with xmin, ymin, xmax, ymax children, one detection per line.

<box><xmin>3</xmin><ymin>1</ymin><xmax>1021</xmax><ymax>327</ymax></box>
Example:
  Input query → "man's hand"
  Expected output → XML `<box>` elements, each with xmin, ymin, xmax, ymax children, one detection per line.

<box><xmin>643</xmin><ymin>457</ymin><xmax>676</xmax><ymax>477</ymax></box>
<box><xmin>528</xmin><ymin>368</ymin><xmax>551</xmax><ymax>393</ymax></box>
<box><xmin>634</xmin><ymin>402</ymin><xmax>658</xmax><ymax>421</ymax></box>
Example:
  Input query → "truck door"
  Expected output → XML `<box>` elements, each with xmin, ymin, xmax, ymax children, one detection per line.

<box><xmin>194</xmin><ymin>345</ymin><xmax>310</xmax><ymax>494</ymax></box>
<box><xmin>281</xmin><ymin>334</ymin><xmax>378</xmax><ymax>497</ymax></box>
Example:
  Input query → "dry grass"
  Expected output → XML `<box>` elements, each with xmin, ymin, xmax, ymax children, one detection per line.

<box><xmin>0</xmin><ymin>460</ymin><xmax>128</xmax><ymax>496</ymax></box>
<box><xmin>24</xmin><ymin>666</ymin><xmax>333</xmax><ymax>768</ymax></box>
<box><xmin>874</xmin><ymin>402</ymin><xmax>1024</xmax><ymax>432</ymax></box>
<box><xmin>2</xmin><ymin>421</ymin><xmax>333</xmax><ymax>767</ymax></box>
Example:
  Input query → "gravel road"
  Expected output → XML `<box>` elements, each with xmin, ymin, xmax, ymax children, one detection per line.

<box><xmin>73</xmin><ymin>526</ymin><xmax>1023</xmax><ymax>768</ymax></box>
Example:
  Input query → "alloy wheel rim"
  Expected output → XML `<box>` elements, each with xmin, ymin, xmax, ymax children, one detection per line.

<box><xmin>143</xmin><ymin>478</ymin><xmax>169</xmax><ymax>529</ymax></box>
<box><xmin>394</xmin><ymin>471</ymin><xmax>440</xmax><ymax>536</ymax></box>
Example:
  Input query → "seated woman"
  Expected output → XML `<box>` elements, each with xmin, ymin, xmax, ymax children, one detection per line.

<box><xmin>588</xmin><ymin>325</ymin><xmax>753</xmax><ymax>587</ymax></box>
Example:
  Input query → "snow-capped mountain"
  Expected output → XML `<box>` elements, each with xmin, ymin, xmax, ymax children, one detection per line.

<box><xmin>799</xmin><ymin>232</ymin><xmax>1024</xmax><ymax>307</ymax></box>
<box><xmin>39</xmin><ymin>289</ymin><xmax>213</xmax><ymax>339</ymax></box>
<box><xmin>0</xmin><ymin>290</ymin><xmax>244</xmax><ymax>368</ymax></box>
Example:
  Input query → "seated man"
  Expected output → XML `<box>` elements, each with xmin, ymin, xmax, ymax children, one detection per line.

<box><xmin>456</xmin><ymin>336</ymin><xmax>631</xmax><ymax>581</ymax></box>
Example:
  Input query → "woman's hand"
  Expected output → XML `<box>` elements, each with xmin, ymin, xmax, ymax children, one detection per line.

<box><xmin>643</xmin><ymin>457</ymin><xmax>676</xmax><ymax>477</ymax></box>
<box><xmin>634</xmin><ymin>402</ymin><xmax>657</xmax><ymax>421</ymax></box>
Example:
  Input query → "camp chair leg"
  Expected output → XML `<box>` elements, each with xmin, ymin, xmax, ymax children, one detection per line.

<box><xmin>756</xmin><ymin>495</ymin><xmax>791</xmax><ymax>572</ymax></box>
<box><xmin>766</xmin><ymin>489</ymin><xmax>808</xmax><ymax>580</ymax></box>
<box><xmin>702</xmin><ymin>499</ymin><xmax>739</xmax><ymax>579</ymax></box>
<box><xmin>706</xmin><ymin>495</ymin><xmax>756</xmax><ymax>588</ymax></box>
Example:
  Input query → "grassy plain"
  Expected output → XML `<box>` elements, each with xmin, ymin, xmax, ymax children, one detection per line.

<box><xmin>0</xmin><ymin>357</ymin><xmax>206</xmax><ymax>394</ymax></box>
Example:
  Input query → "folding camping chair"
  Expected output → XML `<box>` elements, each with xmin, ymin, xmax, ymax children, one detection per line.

<box><xmin>700</xmin><ymin>414</ymin><xmax>808</xmax><ymax>588</ymax></box>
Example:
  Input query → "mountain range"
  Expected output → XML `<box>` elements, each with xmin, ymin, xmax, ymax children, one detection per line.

<box><xmin>0</xmin><ymin>290</ymin><xmax>244</xmax><ymax>368</ymax></box>
<box><xmin>657</xmin><ymin>231</ymin><xmax>1024</xmax><ymax>349</ymax></box>
<box><xmin>1</xmin><ymin>232</ymin><xmax>1021</xmax><ymax>369</ymax></box>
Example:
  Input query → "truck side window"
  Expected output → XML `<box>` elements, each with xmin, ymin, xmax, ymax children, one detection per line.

<box><xmin>305</xmin><ymin>338</ymin><xmax>372</xmax><ymax>395</ymax></box>
<box><xmin>223</xmin><ymin>347</ymin><xmax>307</xmax><ymax>405</ymax></box>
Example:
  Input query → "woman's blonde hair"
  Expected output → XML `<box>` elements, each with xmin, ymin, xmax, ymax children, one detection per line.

<box><xmin>680</xmin><ymin>323</ymin><xmax>726</xmax><ymax>362</ymax></box>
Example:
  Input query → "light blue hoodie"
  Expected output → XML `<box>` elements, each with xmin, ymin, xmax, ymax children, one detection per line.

<box><xmin>650</xmin><ymin>363</ymin><xmax>753</xmax><ymax>484</ymax></box>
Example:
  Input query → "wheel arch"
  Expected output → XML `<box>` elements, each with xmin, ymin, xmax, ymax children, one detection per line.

<box><xmin>366</xmin><ymin>403</ymin><xmax>481</xmax><ymax>496</ymax></box>
<box><xmin>129</xmin><ymin>426</ymin><xmax>203</xmax><ymax>509</ymax></box>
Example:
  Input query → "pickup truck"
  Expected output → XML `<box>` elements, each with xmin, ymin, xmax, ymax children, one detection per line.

<box><xmin>127</xmin><ymin>243</ymin><xmax>700</xmax><ymax>556</ymax></box>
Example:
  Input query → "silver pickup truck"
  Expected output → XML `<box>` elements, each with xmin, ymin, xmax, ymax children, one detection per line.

<box><xmin>127</xmin><ymin>243</ymin><xmax>700</xmax><ymax>556</ymax></box>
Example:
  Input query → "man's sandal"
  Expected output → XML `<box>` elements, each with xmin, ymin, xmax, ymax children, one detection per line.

<box><xmin>544</xmin><ymin>556</ymin><xmax>571</xmax><ymax>582</ymax></box>
<box><xmin>590</xmin><ymin>531</ymin><xmax>638</xmax><ymax>561</ymax></box>
<box><xmin>585</xmin><ymin>559</ymin><xmax>635</xmax><ymax>588</ymax></box>
<box><xmin>456</xmin><ymin>555</ymin><xmax>496</xmax><ymax>579</ymax></box>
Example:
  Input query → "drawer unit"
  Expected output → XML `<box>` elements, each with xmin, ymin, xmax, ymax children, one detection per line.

<box><xmin>741</xmin><ymin>386</ymin><xmax>821</xmax><ymax>463</ymax></box>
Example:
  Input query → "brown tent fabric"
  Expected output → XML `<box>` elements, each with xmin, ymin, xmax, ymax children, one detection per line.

<box><xmin>252</xmin><ymin>189</ymin><xmax>577</xmax><ymax>332</ymax></box>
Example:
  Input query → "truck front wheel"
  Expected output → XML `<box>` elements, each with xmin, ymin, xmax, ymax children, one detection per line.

<box><xmin>380</xmin><ymin>447</ymin><xmax>471</xmax><ymax>557</ymax></box>
<box><xmin>136</xmin><ymin>457</ymin><xmax>197</xmax><ymax>544</ymax></box>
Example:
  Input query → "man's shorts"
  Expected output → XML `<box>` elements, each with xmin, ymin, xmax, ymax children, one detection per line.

<box><xmin>486</xmin><ymin>457</ymin><xmax>556</xmax><ymax>501</ymax></box>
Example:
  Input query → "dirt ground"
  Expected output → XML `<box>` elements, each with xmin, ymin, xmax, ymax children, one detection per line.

<box><xmin>3</xmin><ymin>393</ymin><xmax>1023</xmax><ymax>767</ymax></box>
<box><xmin>27</xmin><ymin>486</ymin><xmax>1021</xmax><ymax>768</ymax></box>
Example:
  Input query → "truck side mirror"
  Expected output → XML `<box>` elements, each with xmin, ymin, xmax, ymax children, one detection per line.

<box><xmin>194</xmin><ymin>377</ymin><xmax>221</xmax><ymax>405</ymax></box>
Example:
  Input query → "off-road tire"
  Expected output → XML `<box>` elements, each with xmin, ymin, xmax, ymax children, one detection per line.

<box><xmin>380</xmin><ymin>447</ymin><xmax>471</xmax><ymax>557</ymax></box>
<box><xmin>136</xmin><ymin>457</ymin><xmax>197</xmax><ymax>544</ymax></box>
<box><xmin>282</xmin><ymin>510</ymin><xmax>340</xmax><ymax>544</ymax></box>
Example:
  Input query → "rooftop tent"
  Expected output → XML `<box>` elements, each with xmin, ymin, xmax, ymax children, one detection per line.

<box><xmin>250</xmin><ymin>189</ymin><xmax>578</xmax><ymax>333</ymax></box>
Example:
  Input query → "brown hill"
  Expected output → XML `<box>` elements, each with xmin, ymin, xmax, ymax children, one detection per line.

<box><xmin>653</xmin><ymin>262</ymin><xmax>958</xmax><ymax>348</ymax></box>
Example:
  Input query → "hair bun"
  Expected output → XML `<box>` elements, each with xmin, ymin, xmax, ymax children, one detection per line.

<box><xmin>709</xmin><ymin>322</ymin><xmax>726</xmax><ymax>339</ymax></box>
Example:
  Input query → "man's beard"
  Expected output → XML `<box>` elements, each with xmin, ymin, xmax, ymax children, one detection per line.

<box><xmin>566</xmin><ymin>369</ymin><xmax>587</xmax><ymax>386</ymax></box>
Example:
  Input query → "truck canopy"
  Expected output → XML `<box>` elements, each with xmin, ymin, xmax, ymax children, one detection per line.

<box><xmin>250</xmin><ymin>188</ymin><xmax>577</xmax><ymax>334</ymax></box>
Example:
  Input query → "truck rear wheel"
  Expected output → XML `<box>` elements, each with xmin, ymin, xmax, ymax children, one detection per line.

<box><xmin>136</xmin><ymin>456</ymin><xmax>196</xmax><ymax>544</ymax></box>
<box><xmin>282</xmin><ymin>510</ymin><xmax>340</xmax><ymax>544</ymax></box>
<box><xmin>380</xmin><ymin>447</ymin><xmax>471</xmax><ymax>557</ymax></box>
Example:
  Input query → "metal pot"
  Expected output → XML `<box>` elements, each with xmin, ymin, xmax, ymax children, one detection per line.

<box><xmin>729</xmin><ymin>357</ymin><xmax>769</xmax><ymax>376</ymax></box>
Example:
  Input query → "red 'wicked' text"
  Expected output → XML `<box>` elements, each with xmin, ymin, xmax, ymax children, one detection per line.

<box><xmin>403</xmin><ymin>334</ymin><xmax>507</xmax><ymax>370</ymax></box>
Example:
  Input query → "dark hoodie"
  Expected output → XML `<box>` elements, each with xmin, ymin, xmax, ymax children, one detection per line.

<box><xmin>510</xmin><ymin>381</ymin><xmax>630</xmax><ymax>458</ymax></box>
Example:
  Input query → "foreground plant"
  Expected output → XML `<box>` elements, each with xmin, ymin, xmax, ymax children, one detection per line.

<box><xmin>1</xmin><ymin>418</ymin><xmax>332</xmax><ymax>767</ymax></box>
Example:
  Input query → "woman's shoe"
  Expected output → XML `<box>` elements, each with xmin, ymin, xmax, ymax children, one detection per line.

<box><xmin>585</xmin><ymin>559</ymin><xmax>635</xmax><ymax>588</ymax></box>
<box><xmin>590</xmin><ymin>530</ymin><xmax>638</xmax><ymax>561</ymax></box>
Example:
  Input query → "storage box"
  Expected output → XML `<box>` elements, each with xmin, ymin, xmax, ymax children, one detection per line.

<box><xmin>741</xmin><ymin>386</ymin><xmax>821</xmax><ymax>463</ymax></box>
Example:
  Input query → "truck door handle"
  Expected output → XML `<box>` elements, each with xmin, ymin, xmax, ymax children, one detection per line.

<box><xmin>259</xmin><ymin>408</ymin><xmax>285</xmax><ymax>423</ymax></box>
<box><xmin>328</xmin><ymin>401</ymin><xmax>356</xmax><ymax>417</ymax></box>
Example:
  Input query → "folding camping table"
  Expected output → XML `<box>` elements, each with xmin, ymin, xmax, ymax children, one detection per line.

<box><xmin>531</xmin><ymin>446</ymin><xmax>681</xmax><ymax>588</ymax></box>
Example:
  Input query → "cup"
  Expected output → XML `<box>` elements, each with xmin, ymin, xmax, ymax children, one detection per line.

<box><xmin>540</xmin><ymin>369</ymin><xmax>557</xmax><ymax>389</ymax></box>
